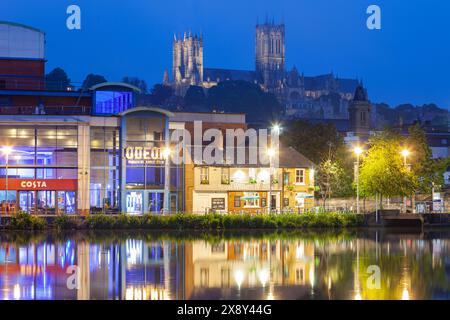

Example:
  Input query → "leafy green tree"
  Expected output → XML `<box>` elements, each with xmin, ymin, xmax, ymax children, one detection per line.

<box><xmin>406</xmin><ymin>123</ymin><xmax>448</xmax><ymax>192</ymax></box>
<box><xmin>150</xmin><ymin>84</ymin><xmax>173</xmax><ymax>106</ymax></box>
<box><xmin>207</xmin><ymin>80</ymin><xmax>283</xmax><ymax>122</ymax></box>
<box><xmin>317</xmin><ymin>159</ymin><xmax>346</xmax><ymax>207</ymax></box>
<box><xmin>45</xmin><ymin>67</ymin><xmax>71</xmax><ymax>91</ymax></box>
<box><xmin>81</xmin><ymin>74</ymin><xmax>107</xmax><ymax>90</ymax></box>
<box><xmin>359</xmin><ymin>131</ymin><xmax>417</xmax><ymax>205</ymax></box>
<box><xmin>122</xmin><ymin>76</ymin><xmax>148</xmax><ymax>94</ymax></box>
<box><xmin>282</xmin><ymin>120</ymin><xmax>343</xmax><ymax>164</ymax></box>
<box><xmin>283</xmin><ymin>121</ymin><xmax>354</xmax><ymax>198</ymax></box>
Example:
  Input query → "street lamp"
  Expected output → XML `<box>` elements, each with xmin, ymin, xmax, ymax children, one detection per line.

<box><xmin>267</xmin><ymin>148</ymin><xmax>276</xmax><ymax>214</ymax></box>
<box><xmin>162</xmin><ymin>147</ymin><xmax>172</xmax><ymax>159</ymax></box>
<box><xmin>401</xmin><ymin>149</ymin><xmax>410</xmax><ymax>213</ymax></box>
<box><xmin>2</xmin><ymin>146</ymin><xmax>13</xmax><ymax>221</ymax></box>
<box><xmin>353</xmin><ymin>147</ymin><xmax>363</xmax><ymax>215</ymax></box>
<box><xmin>271</xmin><ymin>124</ymin><xmax>281</xmax><ymax>134</ymax></box>
<box><xmin>401</xmin><ymin>149</ymin><xmax>410</xmax><ymax>166</ymax></box>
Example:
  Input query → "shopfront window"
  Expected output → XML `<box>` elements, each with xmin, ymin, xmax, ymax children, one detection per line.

<box><xmin>148</xmin><ymin>192</ymin><xmax>164</xmax><ymax>213</ymax></box>
<box><xmin>90</xmin><ymin>127</ymin><xmax>120</xmax><ymax>212</ymax></box>
<box><xmin>243</xmin><ymin>192</ymin><xmax>259</xmax><ymax>207</ymax></box>
<box><xmin>0</xmin><ymin>125</ymin><xmax>78</xmax><ymax>215</ymax></box>
<box><xmin>126</xmin><ymin>191</ymin><xmax>143</xmax><ymax>214</ymax></box>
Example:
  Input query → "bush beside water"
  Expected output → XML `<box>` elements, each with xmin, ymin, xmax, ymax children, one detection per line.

<box><xmin>8</xmin><ymin>212</ymin><xmax>47</xmax><ymax>230</ymax></box>
<box><xmin>3</xmin><ymin>212</ymin><xmax>364</xmax><ymax>230</ymax></box>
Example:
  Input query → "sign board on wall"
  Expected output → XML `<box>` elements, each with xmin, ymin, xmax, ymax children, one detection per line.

<box><xmin>124</xmin><ymin>146</ymin><xmax>166</xmax><ymax>165</ymax></box>
<box><xmin>0</xmin><ymin>179</ymin><xmax>77</xmax><ymax>191</ymax></box>
<box><xmin>211</xmin><ymin>198</ymin><xmax>226</xmax><ymax>210</ymax></box>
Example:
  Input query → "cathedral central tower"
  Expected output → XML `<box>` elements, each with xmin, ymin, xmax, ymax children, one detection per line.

<box><xmin>255</xmin><ymin>20</ymin><xmax>285</xmax><ymax>89</ymax></box>
<box><xmin>172</xmin><ymin>32</ymin><xmax>203</xmax><ymax>86</ymax></box>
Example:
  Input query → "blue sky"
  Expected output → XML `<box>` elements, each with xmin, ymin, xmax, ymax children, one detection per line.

<box><xmin>1</xmin><ymin>0</ymin><xmax>449</xmax><ymax>108</ymax></box>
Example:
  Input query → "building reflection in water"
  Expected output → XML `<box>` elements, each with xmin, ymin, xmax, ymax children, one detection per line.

<box><xmin>0</xmin><ymin>232</ymin><xmax>449</xmax><ymax>300</ymax></box>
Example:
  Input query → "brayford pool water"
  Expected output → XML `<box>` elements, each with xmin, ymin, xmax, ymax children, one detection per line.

<box><xmin>0</xmin><ymin>229</ymin><xmax>449</xmax><ymax>300</ymax></box>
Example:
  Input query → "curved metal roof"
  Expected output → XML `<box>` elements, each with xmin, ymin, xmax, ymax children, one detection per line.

<box><xmin>0</xmin><ymin>21</ymin><xmax>45</xmax><ymax>34</ymax></box>
<box><xmin>90</xmin><ymin>82</ymin><xmax>142</xmax><ymax>93</ymax></box>
<box><xmin>120</xmin><ymin>106</ymin><xmax>174</xmax><ymax>117</ymax></box>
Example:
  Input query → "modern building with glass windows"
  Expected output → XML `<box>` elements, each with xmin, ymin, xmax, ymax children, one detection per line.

<box><xmin>0</xmin><ymin>79</ymin><xmax>248</xmax><ymax>215</ymax></box>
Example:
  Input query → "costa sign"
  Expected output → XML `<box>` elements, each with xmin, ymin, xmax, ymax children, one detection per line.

<box><xmin>21</xmin><ymin>181</ymin><xmax>47</xmax><ymax>188</ymax></box>
<box><xmin>124</xmin><ymin>146</ymin><xmax>165</xmax><ymax>161</ymax></box>
<box><xmin>0</xmin><ymin>179</ymin><xmax>77</xmax><ymax>191</ymax></box>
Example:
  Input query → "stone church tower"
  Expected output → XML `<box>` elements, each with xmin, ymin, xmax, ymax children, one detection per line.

<box><xmin>255</xmin><ymin>20</ymin><xmax>285</xmax><ymax>89</ymax></box>
<box><xmin>348</xmin><ymin>85</ymin><xmax>371</xmax><ymax>136</ymax></box>
<box><xmin>172</xmin><ymin>32</ymin><xmax>203</xmax><ymax>87</ymax></box>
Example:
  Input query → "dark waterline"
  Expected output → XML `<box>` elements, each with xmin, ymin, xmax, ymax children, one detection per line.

<box><xmin>0</xmin><ymin>229</ymin><xmax>449</xmax><ymax>300</ymax></box>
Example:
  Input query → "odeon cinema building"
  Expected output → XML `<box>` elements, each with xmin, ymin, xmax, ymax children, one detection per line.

<box><xmin>0</xmin><ymin>21</ymin><xmax>315</xmax><ymax>216</ymax></box>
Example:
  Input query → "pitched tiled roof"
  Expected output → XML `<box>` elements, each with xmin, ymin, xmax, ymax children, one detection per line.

<box><xmin>278</xmin><ymin>146</ymin><xmax>315</xmax><ymax>168</ymax></box>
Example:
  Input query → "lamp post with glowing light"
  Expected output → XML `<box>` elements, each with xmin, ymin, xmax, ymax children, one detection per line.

<box><xmin>162</xmin><ymin>147</ymin><xmax>172</xmax><ymax>214</ymax></box>
<box><xmin>267</xmin><ymin>148</ymin><xmax>275</xmax><ymax>213</ymax></box>
<box><xmin>2</xmin><ymin>146</ymin><xmax>13</xmax><ymax>221</ymax></box>
<box><xmin>401</xmin><ymin>149</ymin><xmax>410</xmax><ymax>213</ymax></box>
<box><xmin>353</xmin><ymin>147</ymin><xmax>363</xmax><ymax>215</ymax></box>
<box><xmin>272</xmin><ymin>124</ymin><xmax>281</xmax><ymax>134</ymax></box>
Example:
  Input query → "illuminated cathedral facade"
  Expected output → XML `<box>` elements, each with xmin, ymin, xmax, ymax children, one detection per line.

<box><xmin>165</xmin><ymin>19</ymin><xmax>360</xmax><ymax>120</ymax></box>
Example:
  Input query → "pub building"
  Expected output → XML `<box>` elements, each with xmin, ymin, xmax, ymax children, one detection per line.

<box><xmin>0</xmin><ymin>21</ymin><xmax>315</xmax><ymax>216</ymax></box>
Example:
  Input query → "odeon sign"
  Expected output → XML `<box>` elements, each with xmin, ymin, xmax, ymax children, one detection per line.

<box><xmin>124</xmin><ymin>146</ymin><xmax>165</xmax><ymax>162</ymax></box>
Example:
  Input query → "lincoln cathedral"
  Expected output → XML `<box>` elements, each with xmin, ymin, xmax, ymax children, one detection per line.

<box><xmin>164</xmin><ymin>19</ymin><xmax>360</xmax><ymax>120</ymax></box>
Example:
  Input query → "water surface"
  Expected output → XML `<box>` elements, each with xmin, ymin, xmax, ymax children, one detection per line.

<box><xmin>0</xmin><ymin>229</ymin><xmax>449</xmax><ymax>300</ymax></box>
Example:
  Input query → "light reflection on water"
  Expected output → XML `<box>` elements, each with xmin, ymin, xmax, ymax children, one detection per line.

<box><xmin>0</xmin><ymin>230</ymin><xmax>449</xmax><ymax>300</ymax></box>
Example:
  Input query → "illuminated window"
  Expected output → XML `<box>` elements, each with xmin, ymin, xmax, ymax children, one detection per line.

<box><xmin>244</xmin><ymin>192</ymin><xmax>259</xmax><ymax>207</ymax></box>
<box><xmin>283</xmin><ymin>172</ymin><xmax>290</xmax><ymax>185</ymax></box>
<box><xmin>234</xmin><ymin>196</ymin><xmax>241</xmax><ymax>208</ymax></box>
<box><xmin>200</xmin><ymin>167</ymin><xmax>209</xmax><ymax>184</ymax></box>
<box><xmin>295</xmin><ymin>169</ymin><xmax>305</xmax><ymax>184</ymax></box>
<box><xmin>221</xmin><ymin>167</ymin><xmax>230</xmax><ymax>184</ymax></box>
<box><xmin>94</xmin><ymin>91</ymin><xmax>134</xmax><ymax>114</ymax></box>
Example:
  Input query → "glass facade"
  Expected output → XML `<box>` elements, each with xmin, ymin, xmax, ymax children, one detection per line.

<box><xmin>0</xmin><ymin>109</ymin><xmax>185</xmax><ymax>215</ymax></box>
<box><xmin>94</xmin><ymin>91</ymin><xmax>134</xmax><ymax>114</ymax></box>
<box><xmin>123</xmin><ymin>115</ymin><xmax>183</xmax><ymax>214</ymax></box>
<box><xmin>90</xmin><ymin>127</ymin><xmax>120</xmax><ymax>212</ymax></box>
<box><xmin>0</xmin><ymin>126</ymin><xmax>78</xmax><ymax>214</ymax></box>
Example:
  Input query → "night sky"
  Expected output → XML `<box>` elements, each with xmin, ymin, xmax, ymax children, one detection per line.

<box><xmin>2</xmin><ymin>0</ymin><xmax>450</xmax><ymax>108</ymax></box>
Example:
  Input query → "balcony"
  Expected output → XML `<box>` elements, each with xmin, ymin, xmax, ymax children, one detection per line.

<box><xmin>0</xmin><ymin>105</ymin><xmax>92</xmax><ymax>115</ymax></box>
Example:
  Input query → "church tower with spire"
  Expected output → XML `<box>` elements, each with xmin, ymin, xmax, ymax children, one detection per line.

<box><xmin>348</xmin><ymin>85</ymin><xmax>371</xmax><ymax>137</ymax></box>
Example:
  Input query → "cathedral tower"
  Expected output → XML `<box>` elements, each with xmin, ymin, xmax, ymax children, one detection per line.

<box><xmin>255</xmin><ymin>19</ymin><xmax>285</xmax><ymax>89</ymax></box>
<box><xmin>172</xmin><ymin>32</ymin><xmax>203</xmax><ymax>86</ymax></box>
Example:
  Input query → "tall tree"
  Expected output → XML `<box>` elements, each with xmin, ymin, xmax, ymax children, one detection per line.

<box><xmin>150</xmin><ymin>84</ymin><xmax>173</xmax><ymax>106</ymax></box>
<box><xmin>359</xmin><ymin>131</ymin><xmax>417</xmax><ymax>205</ymax></box>
<box><xmin>81</xmin><ymin>74</ymin><xmax>107</xmax><ymax>90</ymax></box>
<box><xmin>45</xmin><ymin>67</ymin><xmax>71</xmax><ymax>91</ymax></box>
<box><xmin>283</xmin><ymin>120</ymin><xmax>354</xmax><ymax>199</ymax></box>
<box><xmin>207</xmin><ymin>80</ymin><xmax>283</xmax><ymax>122</ymax></box>
<box><xmin>407</xmin><ymin>123</ymin><xmax>448</xmax><ymax>192</ymax></box>
<box><xmin>122</xmin><ymin>76</ymin><xmax>148</xmax><ymax>94</ymax></box>
<box><xmin>282</xmin><ymin>120</ymin><xmax>343</xmax><ymax>164</ymax></box>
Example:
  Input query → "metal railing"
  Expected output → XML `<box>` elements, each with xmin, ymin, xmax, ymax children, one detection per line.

<box><xmin>0</xmin><ymin>105</ymin><xmax>92</xmax><ymax>115</ymax></box>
